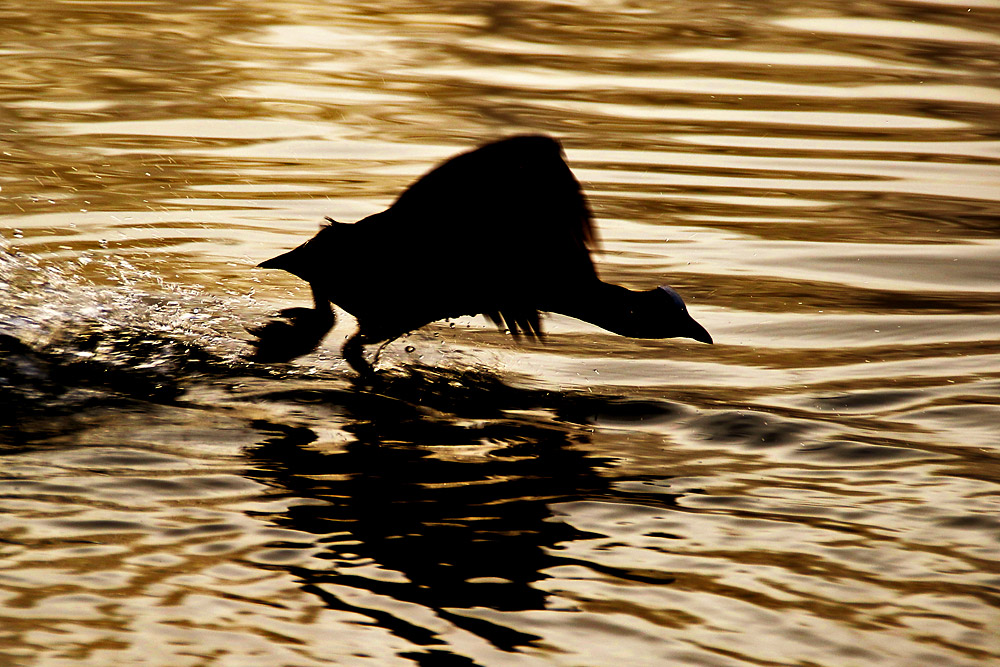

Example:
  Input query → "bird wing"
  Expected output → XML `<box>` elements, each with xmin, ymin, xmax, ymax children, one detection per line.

<box><xmin>390</xmin><ymin>134</ymin><xmax>596</xmax><ymax>249</ymax></box>
<box><xmin>372</xmin><ymin>135</ymin><xmax>599</xmax><ymax>336</ymax></box>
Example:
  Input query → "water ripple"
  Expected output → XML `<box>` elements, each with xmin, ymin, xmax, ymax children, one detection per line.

<box><xmin>2</xmin><ymin>0</ymin><xmax>999</xmax><ymax>665</ymax></box>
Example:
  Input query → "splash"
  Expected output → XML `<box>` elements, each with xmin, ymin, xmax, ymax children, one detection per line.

<box><xmin>0</xmin><ymin>246</ymin><xmax>260</xmax><ymax>427</ymax></box>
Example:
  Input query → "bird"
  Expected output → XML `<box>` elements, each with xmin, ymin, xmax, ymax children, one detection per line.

<box><xmin>248</xmin><ymin>134</ymin><xmax>712</xmax><ymax>376</ymax></box>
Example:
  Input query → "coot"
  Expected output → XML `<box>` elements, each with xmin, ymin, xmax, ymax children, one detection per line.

<box><xmin>249</xmin><ymin>135</ymin><xmax>711</xmax><ymax>375</ymax></box>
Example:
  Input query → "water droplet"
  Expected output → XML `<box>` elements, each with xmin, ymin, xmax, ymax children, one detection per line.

<box><xmin>12</xmin><ymin>229</ymin><xmax>23</xmax><ymax>238</ymax></box>
<box><xmin>405</xmin><ymin>346</ymin><xmax>415</xmax><ymax>353</ymax></box>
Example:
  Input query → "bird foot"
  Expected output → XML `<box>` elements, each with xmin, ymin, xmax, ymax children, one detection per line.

<box><xmin>245</xmin><ymin>306</ymin><xmax>334</xmax><ymax>364</ymax></box>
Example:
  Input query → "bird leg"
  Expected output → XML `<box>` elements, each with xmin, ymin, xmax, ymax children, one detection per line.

<box><xmin>342</xmin><ymin>331</ymin><xmax>375</xmax><ymax>378</ymax></box>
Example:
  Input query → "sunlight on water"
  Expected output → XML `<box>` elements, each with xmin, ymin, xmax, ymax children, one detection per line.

<box><xmin>2</xmin><ymin>0</ymin><xmax>999</xmax><ymax>665</ymax></box>
<box><xmin>773</xmin><ymin>16</ymin><xmax>1000</xmax><ymax>45</ymax></box>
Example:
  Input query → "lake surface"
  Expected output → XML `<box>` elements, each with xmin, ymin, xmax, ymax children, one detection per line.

<box><xmin>2</xmin><ymin>1</ymin><xmax>1000</xmax><ymax>665</ymax></box>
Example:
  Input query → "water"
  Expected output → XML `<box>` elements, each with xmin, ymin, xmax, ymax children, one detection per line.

<box><xmin>2</xmin><ymin>1</ymin><xmax>999</xmax><ymax>665</ymax></box>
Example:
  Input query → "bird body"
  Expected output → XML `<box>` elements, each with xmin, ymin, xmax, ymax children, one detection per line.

<box><xmin>250</xmin><ymin>135</ymin><xmax>711</xmax><ymax>374</ymax></box>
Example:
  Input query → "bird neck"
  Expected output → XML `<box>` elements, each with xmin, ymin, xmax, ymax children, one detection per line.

<box><xmin>554</xmin><ymin>281</ymin><xmax>656</xmax><ymax>338</ymax></box>
<box><xmin>309</xmin><ymin>283</ymin><xmax>334</xmax><ymax>321</ymax></box>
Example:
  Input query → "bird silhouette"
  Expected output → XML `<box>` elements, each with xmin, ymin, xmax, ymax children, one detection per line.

<box><xmin>249</xmin><ymin>135</ymin><xmax>711</xmax><ymax>375</ymax></box>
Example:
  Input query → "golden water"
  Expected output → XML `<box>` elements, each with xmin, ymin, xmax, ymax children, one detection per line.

<box><xmin>2</xmin><ymin>1</ymin><xmax>999</xmax><ymax>665</ymax></box>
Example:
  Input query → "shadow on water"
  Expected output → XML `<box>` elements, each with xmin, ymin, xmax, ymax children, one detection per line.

<box><xmin>242</xmin><ymin>369</ymin><xmax>684</xmax><ymax>655</ymax></box>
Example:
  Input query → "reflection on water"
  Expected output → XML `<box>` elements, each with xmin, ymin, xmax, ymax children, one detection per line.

<box><xmin>2</xmin><ymin>0</ymin><xmax>1000</xmax><ymax>665</ymax></box>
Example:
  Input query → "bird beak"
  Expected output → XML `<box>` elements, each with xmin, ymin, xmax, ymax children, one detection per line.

<box><xmin>686</xmin><ymin>316</ymin><xmax>713</xmax><ymax>344</ymax></box>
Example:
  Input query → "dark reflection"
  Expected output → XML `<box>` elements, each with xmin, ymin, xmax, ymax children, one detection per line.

<box><xmin>0</xmin><ymin>328</ymin><xmax>221</xmax><ymax>444</ymax></box>
<box><xmin>243</xmin><ymin>369</ymin><xmax>681</xmax><ymax>654</ymax></box>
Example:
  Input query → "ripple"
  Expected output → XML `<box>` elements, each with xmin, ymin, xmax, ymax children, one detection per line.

<box><xmin>2</xmin><ymin>1</ymin><xmax>1000</xmax><ymax>665</ymax></box>
<box><xmin>58</xmin><ymin>118</ymin><xmax>337</xmax><ymax>140</ymax></box>
<box><xmin>545</xmin><ymin>99</ymin><xmax>968</xmax><ymax>130</ymax></box>
<box><xmin>677</xmin><ymin>134</ymin><xmax>1000</xmax><ymax>159</ymax></box>
<box><xmin>775</xmin><ymin>16</ymin><xmax>1000</xmax><ymax>46</ymax></box>
<box><xmin>409</xmin><ymin>65</ymin><xmax>1000</xmax><ymax>104</ymax></box>
<box><xmin>791</xmin><ymin>440</ymin><xmax>931</xmax><ymax>464</ymax></box>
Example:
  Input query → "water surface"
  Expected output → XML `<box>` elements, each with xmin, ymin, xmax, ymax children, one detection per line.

<box><xmin>2</xmin><ymin>1</ymin><xmax>999</xmax><ymax>665</ymax></box>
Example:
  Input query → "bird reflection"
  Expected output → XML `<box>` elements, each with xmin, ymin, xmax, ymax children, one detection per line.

<box><xmin>249</xmin><ymin>135</ymin><xmax>711</xmax><ymax>375</ymax></box>
<box><xmin>242</xmin><ymin>369</ymin><xmax>655</xmax><ymax>653</ymax></box>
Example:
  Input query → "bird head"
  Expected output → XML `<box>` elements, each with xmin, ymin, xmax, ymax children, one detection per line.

<box><xmin>637</xmin><ymin>286</ymin><xmax>713</xmax><ymax>343</ymax></box>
